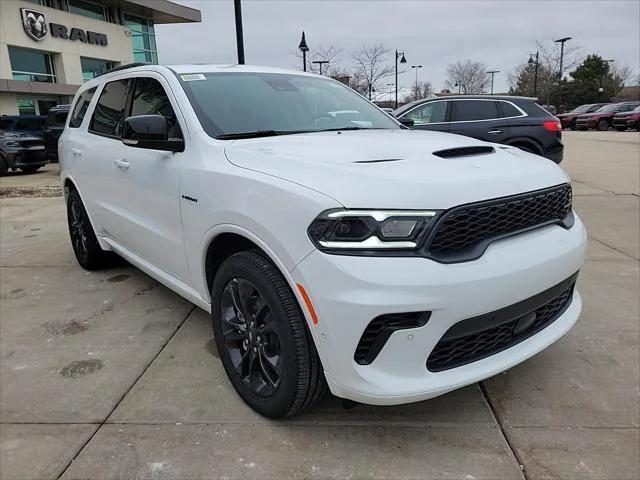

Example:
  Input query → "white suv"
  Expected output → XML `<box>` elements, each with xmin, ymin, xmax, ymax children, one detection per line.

<box><xmin>60</xmin><ymin>64</ymin><xmax>587</xmax><ymax>418</ymax></box>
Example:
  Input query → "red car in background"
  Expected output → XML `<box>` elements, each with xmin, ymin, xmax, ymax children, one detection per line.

<box><xmin>556</xmin><ymin>103</ymin><xmax>607</xmax><ymax>130</ymax></box>
<box><xmin>612</xmin><ymin>106</ymin><xmax>640</xmax><ymax>131</ymax></box>
<box><xmin>576</xmin><ymin>101</ymin><xmax>640</xmax><ymax>131</ymax></box>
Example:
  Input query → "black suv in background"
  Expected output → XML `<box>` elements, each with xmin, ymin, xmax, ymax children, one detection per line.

<box><xmin>0</xmin><ymin>115</ymin><xmax>46</xmax><ymax>138</ymax></box>
<box><xmin>0</xmin><ymin>131</ymin><xmax>47</xmax><ymax>176</ymax></box>
<box><xmin>394</xmin><ymin>95</ymin><xmax>564</xmax><ymax>163</ymax></box>
<box><xmin>44</xmin><ymin>104</ymin><xmax>70</xmax><ymax>163</ymax></box>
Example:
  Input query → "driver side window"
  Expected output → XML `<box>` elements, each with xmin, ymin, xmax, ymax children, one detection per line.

<box><xmin>405</xmin><ymin>102</ymin><xmax>448</xmax><ymax>125</ymax></box>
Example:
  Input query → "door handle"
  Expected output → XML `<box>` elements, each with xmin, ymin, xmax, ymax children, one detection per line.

<box><xmin>487</xmin><ymin>129</ymin><xmax>502</xmax><ymax>134</ymax></box>
<box><xmin>71</xmin><ymin>148</ymin><xmax>82</xmax><ymax>156</ymax></box>
<box><xmin>114</xmin><ymin>158</ymin><xmax>130</xmax><ymax>170</ymax></box>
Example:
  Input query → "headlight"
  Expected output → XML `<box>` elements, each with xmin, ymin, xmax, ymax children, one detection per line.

<box><xmin>2</xmin><ymin>141</ymin><xmax>20</xmax><ymax>147</ymax></box>
<box><xmin>308</xmin><ymin>209</ymin><xmax>438</xmax><ymax>252</ymax></box>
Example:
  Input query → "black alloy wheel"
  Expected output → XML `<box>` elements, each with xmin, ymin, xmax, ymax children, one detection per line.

<box><xmin>597</xmin><ymin>119</ymin><xmax>610</xmax><ymax>131</ymax></box>
<box><xmin>211</xmin><ymin>251</ymin><xmax>326</xmax><ymax>418</ymax></box>
<box><xmin>220</xmin><ymin>277</ymin><xmax>283</xmax><ymax>397</ymax></box>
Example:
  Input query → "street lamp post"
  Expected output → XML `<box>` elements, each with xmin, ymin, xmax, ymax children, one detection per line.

<box><xmin>554</xmin><ymin>37</ymin><xmax>572</xmax><ymax>81</ymax></box>
<box><xmin>454</xmin><ymin>81</ymin><xmax>461</xmax><ymax>94</ymax></box>
<box><xmin>387</xmin><ymin>82</ymin><xmax>394</xmax><ymax>103</ymax></box>
<box><xmin>411</xmin><ymin>65</ymin><xmax>422</xmax><ymax>99</ymax></box>
<box><xmin>528</xmin><ymin>52</ymin><xmax>539</xmax><ymax>97</ymax></box>
<box><xmin>312</xmin><ymin>60</ymin><xmax>329</xmax><ymax>75</ymax></box>
<box><xmin>233</xmin><ymin>0</ymin><xmax>245</xmax><ymax>64</ymax></box>
<box><xmin>487</xmin><ymin>70</ymin><xmax>499</xmax><ymax>94</ymax></box>
<box><xmin>394</xmin><ymin>50</ymin><xmax>407</xmax><ymax>109</ymax></box>
<box><xmin>298</xmin><ymin>31</ymin><xmax>309</xmax><ymax>72</ymax></box>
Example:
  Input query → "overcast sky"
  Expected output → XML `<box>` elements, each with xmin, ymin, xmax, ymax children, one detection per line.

<box><xmin>157</xmin><ymin>0</ymin><xmax>640</xmax><ymax>94</ymax></box>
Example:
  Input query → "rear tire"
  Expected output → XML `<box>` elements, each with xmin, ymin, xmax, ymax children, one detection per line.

<box><xmin>20</xmin><ymin>166</ymin><xmax>41</xmax><ymax>173</ymax></box>
<box><xmin>596</xmin><ymin>119</ymin><xmax>610</xmax><ymax>131</ymax></box>
<box><xmin>66</xmin><ymin>189</ymin><xmax>116</xmax><ymax>270</ymax></box>
<box><xmin>211</xmin><ymin>251</ymin><xmax>326</xmax><ymax>418</ymax></box>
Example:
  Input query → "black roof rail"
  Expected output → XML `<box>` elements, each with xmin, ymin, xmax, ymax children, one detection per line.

<box><xmin>94</xmin><ymin>62</ymin><xmax>149</xmax><ymax>78</ymax></box>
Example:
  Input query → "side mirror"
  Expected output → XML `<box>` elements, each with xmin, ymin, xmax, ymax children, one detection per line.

<box><xmin>398</xmin><ymin>116</ymin><xmax>414</xmax><ymax>128</ymax></box>
<box><xmin>121</xmin><ymin>115</ymin><xmax>184</xmax><ymax>152</ymax></box>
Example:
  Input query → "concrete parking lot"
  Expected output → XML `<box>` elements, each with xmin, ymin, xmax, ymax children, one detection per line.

<box><xmin>1</xmin><ymin>131</ymin><xmax>638</xmax><ymax>479</ymax></box>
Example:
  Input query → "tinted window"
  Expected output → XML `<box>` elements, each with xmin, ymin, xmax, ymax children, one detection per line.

<box><xmin>619</xmin><ymin>103</ymin><xmax>640</xmax><ymax>113</ymax></box>
<box><xmin>90</xmin><ymin>80</ymin><xmax>131</xmax><ymax>136</ymax></box>
<box><xmin>69</xmin><ymin>87</ymin><xmax>96</xmax><ymax>128</ymax></box>
<box><xmin>452</xmin><ymin>100</ymin><xmax>499</xmax><ymax>121</ymax></box>
<box><xmin>14</xmin><ymin>118</ymin><xmax>41</xmax><ymax>130</ymax></box>
<box><xmin>130</xmin><ymin>77</ymin><xmax>180</xmax><ymax>137</ymax></box>
<box><xmin>46</xmin><ymin>111</ymin><xmax>68</xmax><ymax>128</ymax></box>
<box><xmin>0</xmin><ymin>119</ymin><xmax>14</xmax><ymax>130</ymax></box>
<box><xmin>404</xmin><ymin>101</ymin><xmax>447</xmax><ymax>125</ymax></box>
<box><xmin>499</xmin><ymin>101</ymin><xmax>522</xmax><ymax>117</ymax></box>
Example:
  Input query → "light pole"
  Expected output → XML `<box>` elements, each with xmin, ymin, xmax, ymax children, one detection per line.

<box><xmin>528</xmin><ymin>52</ymin><xmax>539</xmax><ymax>97</ymax></box>
<box><xmin>298</xmin><ymin>31</ymin><xmax>309</xmax><ymax>72</ymax></box>
<box><xmin>233</xmin><ymin>0</ymin><xmax>245</xmax><ymax>64</ymax></box>
<box><xmin>554</xmin><ymin>37</ymin><xmax>572</xmax><ymax>81</ymax></box>
<box><xmin>487</xmin><ymin>70</ymin><xmax>499</xmax><ymax>94</ymax></box>
<box><xmin>312</xmin><ymin>60</ymin><xmax>329</xmax><ymax>75</ymax></box>
<box><xmin>394</xmin><ymin>50</ymin><xmax>407</xmax><ymax>109</ymax></box>
<box><xmin>387</xmin><ymin>82</ymin><xmax>394</xmax><ymax>103</ymax></box>
<box><xmin>411</xmin><ymin>65</ymin><xmax>422</xmax><ymax>99</ymax></box>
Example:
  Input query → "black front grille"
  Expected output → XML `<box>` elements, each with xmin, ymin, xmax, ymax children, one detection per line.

<box><xmin>425</xmin><ymin>184</ymin><xmax>573</xmax><ymax>262</ymax></box>
<box><xmin>426</xmin><ymin>273</ymin><xmax>577</xmax><ymax>372</ymax></box>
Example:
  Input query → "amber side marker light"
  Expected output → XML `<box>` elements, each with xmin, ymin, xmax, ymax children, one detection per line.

<box><xmin>296</xmin><ymin>283</ymin><xmax>318</xmax><ymax>325</ymax></box>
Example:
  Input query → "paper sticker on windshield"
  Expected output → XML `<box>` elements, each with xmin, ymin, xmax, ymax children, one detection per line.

<box><xmin>181</xmin><ymin>74</ymin><xmax>206</xmax><ymax>81</ymax></box>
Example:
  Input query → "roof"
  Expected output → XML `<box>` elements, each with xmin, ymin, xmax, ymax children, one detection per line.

<box><xmin>394</xmin><ymin>95</ymin><xmax>539</xmax><ymax>114</ymax></box>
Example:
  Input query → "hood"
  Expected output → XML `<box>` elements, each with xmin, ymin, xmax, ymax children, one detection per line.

<box><xmin>0</xmin><ymin>132</ymin><xmax>41</xmax><ymax>141</ymax></box>
<box><xmin>223</xmin><ymin>129</ymin><xmax>568</xmax><ymax>209</ymax></box>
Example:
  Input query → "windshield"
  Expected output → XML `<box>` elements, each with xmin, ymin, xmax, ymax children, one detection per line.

<box><xmin>572</xmin><ymin>104</ymin><xmax>592</xmax><ymax>113</ymax></box>
<box><xmin>178</xmin><ymin>72</ymin><xmax>399</xmax><ymax>139</ymax></box>
<box><xmin>596</xmin><ymin>104</ymin><xmax>619</xmax><ymax>113</ymax></box>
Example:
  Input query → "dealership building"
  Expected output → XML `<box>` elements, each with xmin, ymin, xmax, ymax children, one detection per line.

<box><xmin>0</xmin><ymin>0</ymin><xmax>200</xmax><ymax>116</ymax></box>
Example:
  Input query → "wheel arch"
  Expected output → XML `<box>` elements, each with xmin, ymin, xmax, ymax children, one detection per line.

<box><xmin>506</xmin><ymin>137</ymin><xmax>544</xmax><ymax>155</ymax></box>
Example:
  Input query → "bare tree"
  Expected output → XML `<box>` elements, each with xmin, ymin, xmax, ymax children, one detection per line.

<box><xmin>351</xmin><ymin>43</ymin><xmax>394</xmax><ymax>99</ymax></box>
<box><xmin>445</xmin><ymin>60</ymin><xmax>490</xmax><ymax>94</ymax></box>
<box><xmin>403</xmin><ymin>81</ymin><xmax>434</xmax><ymax>103</ymax></box>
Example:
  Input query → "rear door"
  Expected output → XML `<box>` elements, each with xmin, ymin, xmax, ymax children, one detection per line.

<box><xmin>399</xmin><ymin>100</ymin><xmax>450</xmax><ymax>133</ymax></box>
<box><xmin>448</xmin><ymin>99</ymin><xmax>510</xmax><ymax>143</ymax></box>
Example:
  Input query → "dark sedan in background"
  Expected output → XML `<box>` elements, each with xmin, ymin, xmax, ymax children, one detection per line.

<box><xmin>576</xmin><ymin>101</ymin><xmax>640</xmax><ymax>130</ymax></box>
<box><xmin>394</xmin><ymin>95</ymin><xmax>564</xmax><ymax>163</ymax></box>
<box><xmin>0</xmin><ymin>131</ymin><xmax>48</xmax><ymax>176</ymax></box>
<box><xmin>556</xmin><ymin>103</ymin><xmax>607</xmax><ymax>130</ymax></box>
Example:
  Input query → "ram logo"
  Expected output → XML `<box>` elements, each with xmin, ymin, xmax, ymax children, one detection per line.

<box><xmin>21</xmin><ymin>8</ymin><xmax>48</xmax><ymax>41</ymax></box>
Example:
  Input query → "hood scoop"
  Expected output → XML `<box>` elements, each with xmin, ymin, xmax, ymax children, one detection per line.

<box><xmin>433</xmin><ymin>146</ymin><xmax>495</xmax><ymax>158</ymax></box>
<box><xmin>353</xmin><ymin>158</ymin><xmax>403</xmax><ymax>164</ymax></box>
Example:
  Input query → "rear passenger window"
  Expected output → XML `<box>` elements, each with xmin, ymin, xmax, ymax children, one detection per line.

<box><xmin>500</xmin><ymin>101</ymin><xmax>522</xmax><ymax>118</ymax></box>
<box><xmin>90</xmin><ymin>80</ymin><xmax>131</xmax><ymax>137</ymax></box>
<box><xmin>69</xmin><ymin>87</ymin><xmax>96</xmax><ymax>128</ymax></box>
<box><xmin>452</xmin><ymin>101</ymin><xmax>499</xmax><ymax>121</ymax></box>
<box><xmin>130</xmin><ymin>77</ymin><xmax>181</xmax><ymax>138</ymax></box>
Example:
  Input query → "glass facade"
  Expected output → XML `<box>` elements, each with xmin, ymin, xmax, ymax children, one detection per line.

<box><xmin>124</xmin><ymin>13</ymin><xmax>158</xmax><ymax>64</ymax></box>
<box><xmin>81</xmin><ymin>57</ymin><xmax>114</xmax><ymax>81</ymax></box>
<box><xmin>9</xmin><ymin>46</ymin><xmax>56</xmax><ymax>83</ymax></box>
<box><xmin>68</xmin><ymin>0</ymin><xmax>107</xmax><ymax>21</ymax></box>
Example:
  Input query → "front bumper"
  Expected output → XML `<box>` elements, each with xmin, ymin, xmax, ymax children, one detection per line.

<box><xmin>3</xmin><ymin>147</ymin><xmax>48</xmax><ymax>168</ymax></box>
<box><xmin>292</xmin><ymin>214</ymin><xmax>587</xmax><ymax>405</ymax></box>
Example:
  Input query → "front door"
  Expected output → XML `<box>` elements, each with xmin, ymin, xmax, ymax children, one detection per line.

<box><xmin>449</xmin><ymin>99</ymin><xmax>510</xmax><ymax>144</ymax></box>
<box><xmin>400</xmin><ymin>100</ymin><xmax>450</xmax><ymax>133</ymax></box>
<box><xmin>108</xmin><ymin>74</ymin><xmax>190</xmax><ymax>283</ymax></box>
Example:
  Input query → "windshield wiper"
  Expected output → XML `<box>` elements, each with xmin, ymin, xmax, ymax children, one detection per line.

<box><xmin>215</xmin><ymin>129</ymin><xmax>311</xmax><ymax>140</ymax></box>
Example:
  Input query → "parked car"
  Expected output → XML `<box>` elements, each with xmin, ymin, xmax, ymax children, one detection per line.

<box><xmin>540</xmin><ymin>104</ymin><xmax>557</xmax><ymax>115</ymax></box>
<box><xmin>60</xmin><ymin>64</ymin><xmax>586</xmax><ymax>418</ymax></box>
<box><xmin>575</xmin><ymin>101</ymin><xmax>640</xmax><ymax>131</ymax></box>
<box><xmin>556</xmin><ymin>103</ymin><xmax>607</xmax><ymax>130</ymax></box>
<box><xmin>44</xmin><ymin>104</ymin><xmax>70</xmax><ymax>163</ymax></box>
<box><xmin>393</xmin><ymin>95</ymin><xmax>564</xmax><ymax>163</ymax></box>
<box><xmin>0</xmin><ymin>115</ymin><xmax>47</xmax><ymax>138</ymax></box>
<box><xmin>612</xmin><ymin>106</ymin><xmax>640</xmax><ymax>131</ymax></box>
<box><xmin>0</xmin><ymin>131</ymin><xmax>48</xmax><ymax>175</ymax></box>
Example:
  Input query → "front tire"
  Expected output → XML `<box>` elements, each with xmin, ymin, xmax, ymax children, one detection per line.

<box><xmin>597</xmin><ymin>119</ymin><xmax>610</xmax><ymax>131</ymax></box>
<box><xmin>211</xmin><ymin>251</ymin><xmax>326</xmax><ymax>418</ymax></box>
<box><xmin>66</xmin><ymin>189</ymin><xmax>115</xmax><ymax>270</ymax></box>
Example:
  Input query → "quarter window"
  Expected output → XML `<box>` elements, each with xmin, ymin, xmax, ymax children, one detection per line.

<box><xmin>130</xmin><ymin>77</ymin><xmax>181</xmax><ymax>137</ymax></box>
<box><xmin>404</xmin><ymin>102</ymin><xmax>447</xmax><ymax>125</ymax></box>
<box><xmin>69</xmin><ymin>87</ymin><xmax>96</xmax><ymax>128</ymax></box>
<box><xmin>499</xmin><ymin>101</ymin><xmax>522</xmax><ymax>118</ymax></box>
<box><xmin>8</xmin><ymin>46</ymin><xmax>56</xmax><ymax>83</ymax></box>
<box><xmin>452</xmin><ymin>100</ymin><xmax>499</xmax><ymax>122</ymax></box>
<box><xmin>89</xmin><ymin>80</ymin><xmax>131</xmax><ymax>136</ymax></box>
